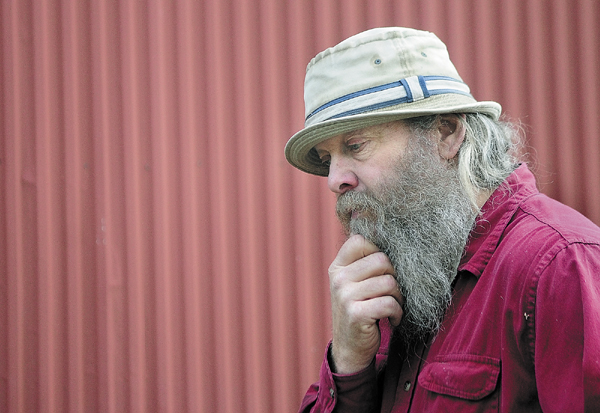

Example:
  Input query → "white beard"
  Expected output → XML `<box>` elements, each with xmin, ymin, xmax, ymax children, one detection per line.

<box><xmin>336</xmin><ymin>137</ymin><xmax>476</xmax><ymax>347</ymax></box>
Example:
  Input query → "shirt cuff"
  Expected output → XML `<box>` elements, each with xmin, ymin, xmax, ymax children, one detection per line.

<box><xmin>329</xmin><ymin>344</ymin><xmax>378</xmax><ymax>412</ymax></box>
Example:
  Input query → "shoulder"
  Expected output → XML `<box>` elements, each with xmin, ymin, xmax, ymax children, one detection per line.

<box><xmin>491</xmin><ymin>193</ymin><xmax>600</xmax><ymax>321</ymax></box>
<box><xmin>517</xmin><ymin>193</ymin><xmax>600</xmax><ymax>245</ymax></box>
<box><xmin>499</xmin><ymin>193</ymin><xmax>600</xmax><ymax>263</ymax></box>
<box><xmin>483</xmin><ymin>192</ymin><xmax>600</xmax><ymax>294</ymax></box>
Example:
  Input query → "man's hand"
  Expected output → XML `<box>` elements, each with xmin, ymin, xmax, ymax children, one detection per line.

<box><xmin>329</xmin><ymin>234</ymin><xmax>404</xmax><ymax>374</ymax></box>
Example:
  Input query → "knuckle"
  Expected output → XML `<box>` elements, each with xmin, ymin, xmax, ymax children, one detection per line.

<box><xmin>348</xmin><ymin>233</ymin><xmax>366</xmax><ymax>245</ymax></box>
<box><xmin>383</xmin><ymin>274</ymin><xmax>398</xmax><ymax>290</ymax></box>
<box><xmin>370</xmin><ymin>251</ymin><xmax>392</xmax><ymax>268</ymax></box>
<box><xmin>381</xmin><ymin>296</ymin><xmax>401</xmax><ymax>314</ymax></box>
<box><xmin>346</xmin><ymin>302</ymin><xmax>364</xmax><ymax>322</ymax></box>
<box><xmin>336</xmin><ymin>285</ymin><xmax>352</xmax><ymax>304</ymax></box>
<box><xmin>329</xmin><ymin>270</ymin><xmax>347</xmax><ymax>290</ymax></box>
<box><xmin>374</xmin><ymin>251</ymin><xmax>389</xmax><ymax>262</ymax></box>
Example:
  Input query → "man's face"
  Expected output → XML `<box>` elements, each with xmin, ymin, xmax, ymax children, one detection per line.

<box><xmin>316</xmin><ymin>120</ymin><xmax>476</xmax><ymax>346</ymax></box>
<box><xmin>314</xmin><ymin>120</ymin><xmax>413</xmax><ymax>198</ymax></box>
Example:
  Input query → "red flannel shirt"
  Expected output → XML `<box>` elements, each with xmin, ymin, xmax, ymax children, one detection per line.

<box><xmin>300</xmin><ymin>164</ymin><xmax>600</xmax><ymax>412</ymax></box>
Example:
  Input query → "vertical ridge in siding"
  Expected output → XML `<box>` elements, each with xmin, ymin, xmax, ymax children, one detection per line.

<box><xmin>524</xmin><ymin>1</ymin><xmax>556</xmax><ymax>196</ymax></box>
<box><xmin>551</xmin><ymin>1</ymin><xmax>580</xmax><ymax>211</ymax></box>
<box><xmin>61</xmin><ymin>0</ymin><xmax>98</xmax><ymax>411</ymax></box>
<box><xmin>576</xmin><ymin>0</ymin><xmax>600</xmax><ymax>225</ymax></box>
<box><xmin>261</xmin><ymin>2</ymin><xmax>305</xmax><ymax>411</ymax></box>
<box><xmin>148</xmin><ymin>2</ymin><xmax>188</xmax><ymax>411</ymax></box>
<box><xmin>120</xmin><ymin>0</ymin><xmax>156</xmax><ymax>411</ymax></box>
<box><xmin>33</xmin><ymin>0</ymin><xmax>69</xmax><ymax>411</ymax></box>
<box><xmin>0</xmin><ymin>0</ymin><xmax>5</xmax><ymax>406</ymax></box>
<box><xmin>204</xmin><ymin>0</ymin><xmax>246</xmax><ymax>411</ymax></box>
<box><xmin>90</xmin><ymin>0</ymin><xmax>129</xmax><ymax>411</ymax></box>
<box><xmin>175</xmin><ymin>0</ymin><xmax>215</xmax><ymax>411</ymax></box>
<box><xmin>234</xmin><ymin>0</ymin><xmax>273</xmax><ymax>411</ymax></box>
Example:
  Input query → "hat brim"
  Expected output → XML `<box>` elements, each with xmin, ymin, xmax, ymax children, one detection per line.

<box><xmin>285</xmin><ymin>94</ymin><xmax>501</xmax><ymax>176</ymax></box>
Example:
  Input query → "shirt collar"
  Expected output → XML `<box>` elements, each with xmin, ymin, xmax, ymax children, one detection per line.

<box><xmin>458</xmin><ymin>164</ymin><xmax>539</xmax><ymax>278</ymax></box>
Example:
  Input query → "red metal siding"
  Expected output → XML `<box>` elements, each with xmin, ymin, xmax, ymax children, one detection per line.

<box><xmin>1</xmin><ymin>1</ymin><xmax>599</xmax><ymax>412</ymax></box>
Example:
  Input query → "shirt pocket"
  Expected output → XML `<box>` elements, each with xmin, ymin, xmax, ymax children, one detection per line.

<box><xmin>418</xmin><ymin>354</ymin><xmax>500</xmax><ymax>401</ymax></box>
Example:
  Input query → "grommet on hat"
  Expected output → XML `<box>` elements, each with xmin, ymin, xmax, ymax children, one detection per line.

<box><xmin>284</xmin><ymin>27</ymin><xmax>502</xmax><ymax>176</ymax></box>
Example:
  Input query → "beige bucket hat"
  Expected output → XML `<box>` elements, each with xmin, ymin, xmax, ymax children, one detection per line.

<box><xmin>285</xmin><ymin>27</ymin><xmax>501</xmax><ymax>176</ymax></box>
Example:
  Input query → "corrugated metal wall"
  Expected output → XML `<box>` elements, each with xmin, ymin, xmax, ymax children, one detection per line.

<box><xmin>1</xmin><ymin>1</ymin><xmax>599</xmax><ymax>412</ymax></box>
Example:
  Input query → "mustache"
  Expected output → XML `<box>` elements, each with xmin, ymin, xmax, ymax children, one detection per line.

<box><xmin>335</xmin><ymin>190</ymin><xmax>383</xmax><ymax>233</ymax></box>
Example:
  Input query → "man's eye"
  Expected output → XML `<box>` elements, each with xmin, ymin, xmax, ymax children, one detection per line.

<box><xmin>320</xmin><ymin>157</ymin><xmax>331</xmax><ymax>167</ymax></box>
<box><xmin>348</xmin><ymin>142</ymin><xmax>363</xmax><ymax>152</ymax></box>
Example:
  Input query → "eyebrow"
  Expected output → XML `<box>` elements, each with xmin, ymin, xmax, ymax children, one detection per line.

<box><xmin>315</xmin><ymin>124</ymin><xmax>389</xmax><ymax>155</ymax></box>
<box><xmin>344</xmin><ymin>130</ymin><xmax>363</xmax><ymax>139</ymax></box>
<box><xmin>345</xmin><ymin>126</ymin><xmax>386</xmax><ymax>140</ymax></box>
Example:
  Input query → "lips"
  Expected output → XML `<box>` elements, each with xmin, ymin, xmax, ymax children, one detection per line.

<box><xmin>336</xmin><ymin>190</ymin><xmax>379</xmax><ymax>230</ymax></box>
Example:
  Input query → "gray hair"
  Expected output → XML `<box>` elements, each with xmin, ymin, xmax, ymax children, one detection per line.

<box><xmin>405</xmin><ymin>113</ymin><xmax>523</xmax><ymax>208</ymax></box>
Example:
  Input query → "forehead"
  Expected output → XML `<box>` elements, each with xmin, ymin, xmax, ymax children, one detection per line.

<box><xmin>314</xmin><ymin>120</ymin><xmax>409</xmax><ymax>152</ymax></box>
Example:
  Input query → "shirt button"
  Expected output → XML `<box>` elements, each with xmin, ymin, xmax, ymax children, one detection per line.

<box><xmin>330</xmin><ymin>388</ymin><xmax>335</xmax><ymax>398</ymax></box>
<box><xmin>403</xmin><ymin>381</ymin><xmax>411</xmax><ymax>391</ymax></box>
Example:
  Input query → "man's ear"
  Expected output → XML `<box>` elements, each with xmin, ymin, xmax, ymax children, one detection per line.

<box><xmin>437</xmin><ymin>114</ymin><xmax>466</xmax><ymax>160</ymax></box>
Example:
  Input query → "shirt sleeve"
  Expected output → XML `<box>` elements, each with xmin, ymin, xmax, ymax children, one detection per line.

<box><xmin>533</xmin><ymin>243</ymin><xmax>600</xmax><ymax>413</ymax></box>
<box><xmin>298</xmin><ymin>341</ymin><xmax>378</xmax><ymax>413</ymax></box>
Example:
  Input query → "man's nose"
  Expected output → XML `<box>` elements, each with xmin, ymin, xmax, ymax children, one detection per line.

<box><xmin>327</xmin><ymin>158</ymin><xmax>358</xmax><ymax>194</ymax></box>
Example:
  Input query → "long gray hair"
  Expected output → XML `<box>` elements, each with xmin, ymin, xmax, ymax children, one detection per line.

<box><xmin>405</xmin><ymin>113</ymin><xmax>523</xmax><ymax>208</ymax></box>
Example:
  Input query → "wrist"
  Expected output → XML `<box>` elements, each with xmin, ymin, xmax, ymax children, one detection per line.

<box><xmin>330</xmin><ymin>344</ymin><xmax>374</xmax><ymax>375</ymax></box>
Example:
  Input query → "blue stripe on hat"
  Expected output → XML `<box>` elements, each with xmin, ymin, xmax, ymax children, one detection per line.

<box><xmin>306</xmin><ymin>75</ymin><xmax>471</xmax><ymax>122</ymax></box>
<box><xmin>308</xmin><ymin>80</ymin><xmax>404</xmax><ymax>118</ymax></box>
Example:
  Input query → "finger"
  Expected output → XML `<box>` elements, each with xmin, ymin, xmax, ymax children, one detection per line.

<box><xmin>333</xmin><ymin>234</ymin><xmax>380</xmax><ymax>267</ymax></box>
<box><xmin>330</xmin><ymin>253</ymin><xmax>395</xmax><ymax>292</ymax></box>
<box><xmin>354</xmin><ymin>295</ymin><xmax>403</xmax><ymax>326</ymax></box>
<box><xmin>345</xmin><ymin>274</ymin><xmax>400</xmax><ymax>302</ymax></box>
<box><xmin>390</xmin><ymin>280</ymin><xmax>404</xmax><ymax>309</ymax></box>
<box><xmin>388</xmin><ymin>303</ymin><xmax>403</xmax><ymax>327</ymax></box>
<box><xmin>343</xmin><ymin>274</ymin><xmax>404</xmax><ymax>326</ymax></box>
<box><xmin>343</xmin><ymin>251</ymin><xmax>395</xmax><ymax>282</ymax></box>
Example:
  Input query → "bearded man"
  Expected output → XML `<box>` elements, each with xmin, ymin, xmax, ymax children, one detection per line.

<box><xmin>285</xmin><ymin>27</ymin><xmax>600</xmax><ymax>412</ymax></box>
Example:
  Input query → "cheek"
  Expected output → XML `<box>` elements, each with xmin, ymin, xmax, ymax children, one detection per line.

<box><xmin>360</xmin><ymin>173</ymin><xmax>390</xmax><ymax>197</ymax></box>
<box><xmin>361</xmin><ymin>159</ymin><xmax>399</xmax><ymax>188</ymax></box>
